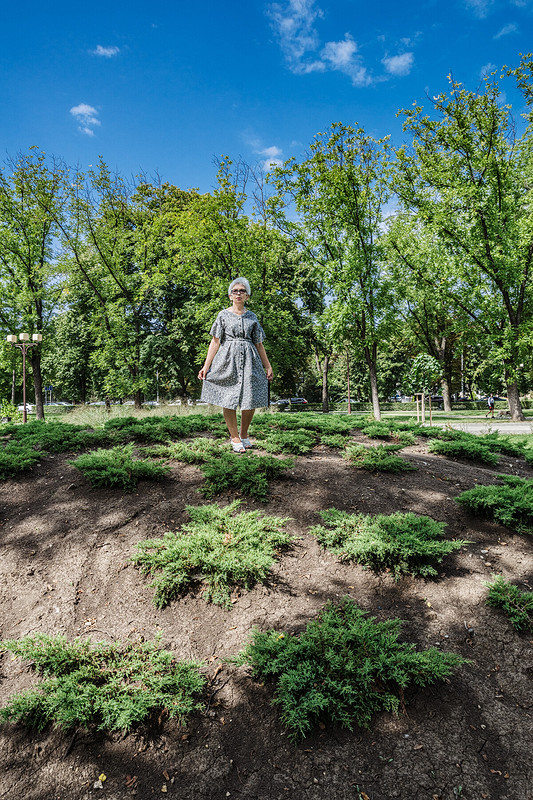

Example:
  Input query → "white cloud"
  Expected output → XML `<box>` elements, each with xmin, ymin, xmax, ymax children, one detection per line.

<box><xmin>494</xmin><ymin>22</ymin><xmax>517</xmax><ymax>38</ymax></box>
<box><xmin>70</xmin><ymin>103</ymin><xmax>101</xmax><ymax>136</ymax></box>
<box><xmin>260</xmin><ymin>145</ymin><xmax>284</xmax><ymax>170</ymax></box>
<box><xmin>382</xmin><ymin>52</ymin><xmax>414</xmax><ymax>77</ymax></box>
<box><xmin>267</xmin><ymin>0</ymin><xmax>413</xmax><ymax>87</ymax></box>
<box><xmin>463</xmin><ymin>0</ymin><xmax>495</xmax><ymax>17</ymax></box>
<box><xmin>267</xmin><ymin>0</ymin><xmax>324</xmax><ymax>74</ymax></box>
<box><xmin>91</xmin><ymin>45</ymin><xmax>120</xmax><ymax>57</ymax></box>
<box><xmin>480</xmin><ymin>62</ymin><xmax>497</xmax><ymax>78</ymax></box>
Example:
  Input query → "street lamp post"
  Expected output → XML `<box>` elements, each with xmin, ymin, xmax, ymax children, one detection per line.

<box><xmin>6</xmin><ymin>333</ymin><xmax>43</xmax><ymax>423</ymax></box>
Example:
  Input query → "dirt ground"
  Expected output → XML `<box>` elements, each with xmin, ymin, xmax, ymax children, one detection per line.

<box><xmin>0</xmin><ymin>427</ymin><xmax>532</xmax><ymax>800</ymax></box>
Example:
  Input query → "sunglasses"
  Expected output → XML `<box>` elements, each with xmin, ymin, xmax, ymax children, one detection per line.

<box><xmin>231</xmin><ymin>289</ymin><xmax>247</xmax><ymax>294</ymax></box>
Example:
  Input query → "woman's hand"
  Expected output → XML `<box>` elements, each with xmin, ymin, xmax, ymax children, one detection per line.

<box><xmin>266</xmin><ymin>365</ymin><xmax>273</xmax><ymax>382</ymax></box>
<box><xmin>198</xmin><ymin>366</ymin><xmax>209</xmax><ymax>380</ymax></box>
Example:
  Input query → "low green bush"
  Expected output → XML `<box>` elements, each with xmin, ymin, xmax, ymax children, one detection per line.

<box><xmin>486</xmin><ymin>575</ymin><xmax>533</xmax><ymax>633</ymax></box>
<box><xmin>0</xmin><ymin>442</ymin><xmax>43</xmax><ymax>479</ymax></box>
<box><xmin>199</xmin><ymin>452</ymin><xmax>293</xmax><ymax>500</ymax></box>
<box><xmin>0</xmin><ymin>634</ymin><xmax>204</xmax><ymax>732</ymax></box>
<box><xmin>71</xmin><ymin>444</ymin><xmax>170</xmax><ymax>491</ymax></box>
<box><xmin>234</xmin><ymin>598</ymin><xmax>468</xmax><ymax>741</ymax></box>
<box><xmin>311</xmin><ymin>508</ymin><xmax>467</xmax><ymax>578</ymax></box>
<box><xmin>320</xmin><ymin>433</ymin><xmax>350</xmax><ymax>448</ymax></box>
<box><xmin>257</xmin><ymin>428</ymin><xmax>318</xmax><ymax>455</ymax></box>
<box><xmin>428</xmin><ymin>438</ymin><xmax>499</xmax><ymax>466</ymax></box>
<box><xmin>344</xmin><ymin>443</ymin><xmax>415</xmax><ymax>473</ymax></box>
<box><xmin>145</xmin><ymin>437</ymin><xmax>225</xmax><ymax>463</ymax></box>
<box><xmin>133</xmin><ymin>501</ymin><xmax>292</xmax><ymax>608</ymax></box>
<box><xmin>2</xmin><ymin>420</ymin><xmax>111</xmax><ymax>453</ymax></box>
<box><xmin>361</xmin><ymin>421</ymin><xmax>416</xmax><ymax>445</ymax></box>
<box><xmin>456</xmin><ymin>475</ymin><xmax>533</xmax><ymax>534</ymax></box>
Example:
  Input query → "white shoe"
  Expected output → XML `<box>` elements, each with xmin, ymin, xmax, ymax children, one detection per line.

<box><xmin>240</xmin><ymin>437</ymin><xmax>253</xmax><ymax>449</ymax></box>
<box><xmin>230</xmin><ymin>439</ymin><xmax>246</xmax><ymax>453</ymax></box>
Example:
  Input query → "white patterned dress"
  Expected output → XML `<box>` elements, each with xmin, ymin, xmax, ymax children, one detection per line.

<box><xmin>200</xmin><ymin>309</ymin><xmax>269</xmax><ymax>410</ymax></box>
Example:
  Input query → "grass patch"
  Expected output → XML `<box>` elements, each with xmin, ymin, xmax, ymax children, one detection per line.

<box><xmin>344</xmin><ymin>443</ymin><xmax>415</xmax><ymax>473</ymax></box>
<box><xmin>71</xmin><ymin>444</ymin><xmax>170</xmax><ymax>491</ymax></box>
<box><xmin>427</xmin><ymin>438</ymin><xmax>499</xmax><ymax>466</ymax></box>
<box><xmin>0</xmin><ymin>634</ymin><xmax>205</xmax><ymax>732</ymax></box>
<box><xmin>485</xmin><ymin>575</ymin><xmax>533</xmax><ymax>633</ymax></box>
<box><xmin>456</xmin><ymin>475</ymin><xmax>533</xmax><ymax>534</ymax></box>
<box><xmin>234</xmin><ymin>598</ymin><xmax>468</xmax><ymax>741</ymax></box>
<box><xmin>132</xmin><ymin>501</ymin><xmax>292</xmax><ymax>608</ymax></box>
<box><xmin>311</xmin><ymin>508</ymin><xmax>467</xmax><ymax>579</ymax></box>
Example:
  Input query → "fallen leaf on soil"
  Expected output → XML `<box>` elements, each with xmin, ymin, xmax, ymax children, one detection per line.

<box><xmin>125</xmin><ymin>775</ymin><xmax>137</xmax><ymax>787</ymax></box>
<box><xmin>490</xmin><ymin>769</ymin><xmax>502</xmax><ymax>775</ymax></box>
<box><xmin>161</xmin><ymin>784</ymin><xmax>167</xmax><ymax>793</ymax></box>
<box><xmin>414</xmin><ymin>744</ymin><xmax>424</xmax><ymax>750</ymax></box>
<box><xmin>163</xmin><ymin>771</ymin><xmax>170</xmax><ymax>780</ymax></box>
<box><xmin>98</xmin><ymin>773</ymin><xmax>106</xmax><ymax>782</ymax></box>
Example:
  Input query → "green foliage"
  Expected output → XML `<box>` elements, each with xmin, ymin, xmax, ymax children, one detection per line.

<box><xmin>103</xmin><ymin>414</ymin><xmax>214</xmax><ymax>443</ymax></box>
<box><xmin>344</xmin><ymin>443</ymin><xmax>415</xmax><ymax>473</ymax></box>
<box><xmin>456</xmin><ymin>475</ymin><xmax>533</xmax><ymax>534</ymax></box>
<box><xmin>320</xmin><ymin>433</ymin><xmax>349</xmax><ymax>448</ymax></box>
<box><xmin>0</xmin><ymin>634</ymin><xmax>205</xmax><ymax>732</ymax></box>
<box><xmin>0</xmin><ymin>401</ymin><xmax>22</xmax><ymax>423</ymax></box>
<box><xmin>403</xmin><ymin>354</ymin><xmax>441</xmax><ymax>395</ymax></box>
<box><xmin>428</xmin><ymin>438</ymin><xmax>499</xmax><ymax>466</ymax></box>
<box><xmin>257</xmin><ymin>428</ymin><xmax>317</xmax><ymax>455</ymax></box>
<box><xmin>485</xmin><ymin>575</ymin><xmax>533</xmax><ymax>633</ymax></box>
<box><xmin>145</xmin><ymin>437</ymin><xmax>225</xmax><ymax>463</ymax></box>
<box><xmin>234</xmin><ymin>598</ymin><xmax>468</xmax><ymax>740</ymax></box>
<box><xmin>362</xmin><ymin>421</ymin><xmax>416</xmax><ymax>446</ymax></box>
<box><xmin>71</xmin><ymin>444</ymin><xmax>170</xmax><ymax>491</ymax></box>
<box><xmin>133</xmin><ymin>501</ymin><xmax>292</xmax><ymax>608</ymax></box>
<box><xmin>311</xmin><ymin>508</ymin><xmax>467</xmax><ymax>578</ymax></box>
<box><xmin>0</xmin><ymin>441</ymin><xmax>43</xmax><ymax>479</ymax></box>
<box><xmin>199</xmin><ymin>452</ymin><xmax>293</xmax><ymax>501</ymax></box>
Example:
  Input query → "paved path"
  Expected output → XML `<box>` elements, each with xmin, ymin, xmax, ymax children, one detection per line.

<box><xmin>429</xmin><ymin>421</ymin><xmax>533</xmax><ymax>435</ymax></box>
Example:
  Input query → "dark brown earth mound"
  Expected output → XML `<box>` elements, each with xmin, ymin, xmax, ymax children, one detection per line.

<box><xmin>1</xmin><ymin>432</ymin><xmax>532</xmax><ymax>800</ymax></box>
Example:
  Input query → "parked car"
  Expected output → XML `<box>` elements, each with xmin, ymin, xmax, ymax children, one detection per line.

<box><xmin>273</xmin><ymin>397</ymin><xmax>308</xmax><ymax>408</ymax></box>
<box><xmin>17</xmin><ymin>403</ymin><xmax>34</xmax><ymax>412</ymax></box>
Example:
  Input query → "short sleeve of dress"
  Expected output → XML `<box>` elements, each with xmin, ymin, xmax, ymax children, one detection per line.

<box><xmin>251</xmin><ymin>318</ymin><xmax>265</xmax><ymax>344</ymax></box>
<box><xmin>209</xmin><ymin>312</ymin><xmax>225</xmax><ymax>340</ymax></box>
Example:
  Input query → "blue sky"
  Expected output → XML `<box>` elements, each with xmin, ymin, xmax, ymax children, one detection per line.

<box><xmin>1</xmin><ymin>0</ymin><xmax>532</xmax><ymax>193</ymax></box>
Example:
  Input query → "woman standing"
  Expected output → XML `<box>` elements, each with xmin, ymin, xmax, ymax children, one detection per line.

<box><xmin>198</xmin><ymin>278</ymin><xmax>273</xmax><ymax>452</ymax></box>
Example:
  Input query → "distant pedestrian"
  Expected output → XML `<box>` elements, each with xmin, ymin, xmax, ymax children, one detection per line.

<box><xmin>198</xmin><ymin>277</ymin><xmax>273</xmax><ymax>453</ymax></box>
<box><xmin>486</xmin><ymin>394</ymin><xmax>495</xmax><ymax>418</ymax></box>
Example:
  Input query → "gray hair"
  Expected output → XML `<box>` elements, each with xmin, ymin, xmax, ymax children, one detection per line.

<box><xmin>228</xmin><ymin>277</ymin><xmax>251</xmax><ymax>296</ymax></box>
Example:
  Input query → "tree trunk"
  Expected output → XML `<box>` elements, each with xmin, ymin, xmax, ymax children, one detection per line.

<box><xmin>321</xmin><ymin>355</ymin><xmax>329</xmax><ymax>414</ymax></box>
<box><xmin>31</xmin><ymin>350</ymin><xmax>45</xmax><ymax>421</ymax></box>
<box><xmin>441</xmin><ymin>377</ymin><xmax>452</xmax><ymax>412</ymax></box>
<box><xmin>134</xmin><ymin>389</ymin><xmax>143</xmax><ymax>409</ymax></box>
<box><xmin>506</xmin><ymin>378</ymin><xmax>525</xmax><ymax>421</ymax></box>
<box><xmin>346</xmin><ymin>351</ymin><xmax>352</xmax><ymax>414</ymax></box>
<box><xmin>364</xmin><ymin>344</ymin><xmax>381</xmax><ymax>421</ymax></box>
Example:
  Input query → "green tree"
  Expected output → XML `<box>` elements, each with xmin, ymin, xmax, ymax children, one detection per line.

<box><xmin>394</xmin><ymin>69</ymin><xmax>533</xmax><ymax>420</ymax></box>
<box><xmin>269</xmin><ymin>123</ymin><xmax>396</xmax><ymax>419</ymax></box>
<box><xmin>0</xmin><ymin>149</ymin><xmax>66</xmax><ymax>418</ymax></box>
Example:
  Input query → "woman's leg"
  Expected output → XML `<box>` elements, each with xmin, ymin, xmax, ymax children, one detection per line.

<box><xmin>240</xmin><ymin>409</ymin><xmax>255</xmax><ymax>439</ymax></box>
<box><xmin>223</xmin><ymin>408</ymin><xmax>241</xmax><ymax>442</ymax></box>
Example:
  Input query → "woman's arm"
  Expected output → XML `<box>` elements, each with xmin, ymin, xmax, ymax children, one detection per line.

<box><xmin>198</xmin><ymin>337</ymin><xmax>220</xmax><ymax>380</ymax></box>
<box><xmin>255</xmin><ymin>342</ymin><xmax>273</xmax><ymax>381</ymax></box>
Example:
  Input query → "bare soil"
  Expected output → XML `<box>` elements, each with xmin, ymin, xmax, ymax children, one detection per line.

<box><xmin>0</xmin><ymin>430</ymin><xmax>532</xmax><ymax>800</ymax></box>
